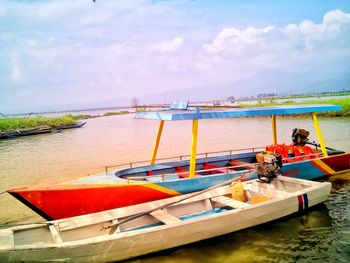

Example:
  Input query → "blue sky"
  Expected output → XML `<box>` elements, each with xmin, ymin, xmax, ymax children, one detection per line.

<box><xmin>0</xmin><ymin>0</ymin><xmax>349</xmax><ymax>114</ymax></box>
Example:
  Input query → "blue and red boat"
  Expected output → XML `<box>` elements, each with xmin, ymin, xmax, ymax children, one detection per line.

<box><xmin>8</xmin><ymin>105</ymin><xmax>350</xmax><ymax>220</ymax></box>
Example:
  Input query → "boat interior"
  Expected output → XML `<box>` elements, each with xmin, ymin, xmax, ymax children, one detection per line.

<box><xmin>113</xmin><ymin>145</ymin><xmax>344</xmax><ymax>182</ymax></box>
<box><xmin>4</xmin><ymin>176</ymin><xmax>319</xmax><ymax>248</ymax></box>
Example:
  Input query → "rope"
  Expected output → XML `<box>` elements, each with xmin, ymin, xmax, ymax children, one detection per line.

<box><xmin>0</xmin><ymin>112</ymin><xmax>8</xmax><ymax>118</ymax></box>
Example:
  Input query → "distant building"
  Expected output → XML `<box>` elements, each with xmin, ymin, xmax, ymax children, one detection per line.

<box><xmin>227</xmin><ymin>96</ymin><xmax>235</xmax><ymax>103</ymax></box>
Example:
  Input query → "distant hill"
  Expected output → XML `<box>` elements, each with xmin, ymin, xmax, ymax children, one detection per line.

<box><xmin>139</xmin><ymin>66</ymin><xmax>350</xmax><ymax>103</ymax></box>
<box><xmin>5</xmin><ymin>64</ymin><xmax>348</xmax><ymax>115</ymax></box>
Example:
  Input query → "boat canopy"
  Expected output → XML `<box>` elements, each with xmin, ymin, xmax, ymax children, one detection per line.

<box><xmin>135</xmin><ymin>104</ymin><xmax>341</xmax><ymax>121</ymax></box>
<box><xmin>136</xmin><ymin>104</ymin><xmax>341</xmax><ymax>177</ymax></box>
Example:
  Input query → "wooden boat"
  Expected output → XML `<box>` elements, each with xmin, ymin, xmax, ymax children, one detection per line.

<box><xmin>7</xmin><ymin>105</ymin><xmax>350</xmax><ymax>220</ymax></box>
<box><xmin>0</xmin><ymin>126</ymin><xmax>52</xmax><ymax>139</ymax></box>
<box><xmin>0</xmin><ymin>176</ymin><xmax>331</xmax><ymax>263</ymax></box>
<box><xmin>55</xmin><ymin>121</ymin><xmax>87</xmax><ymax>130</ymax></box>
<box><xmin>0</xmin><ymin>122</ymin><xmax>85</xmax><ymax>140</ymax></box>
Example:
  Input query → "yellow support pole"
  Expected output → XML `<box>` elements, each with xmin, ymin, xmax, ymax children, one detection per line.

<box><xmin>312</xmin><ymin>113</ymin><xmax>328</xmax><ymax>157</ymax></box>
<box><xmin>150</xmin><ymin>120</ymin><xmax>164</xmax><ymax>165</ymax></box>
<box><xmin>189</xmin><ymin>119</ymin><xmax>199</xmax><ymax>178</ymax></box>
<box><xmin>272</xmin><ymin>115</ymin><xmax>277</xmax><ymax>145</ymax></box>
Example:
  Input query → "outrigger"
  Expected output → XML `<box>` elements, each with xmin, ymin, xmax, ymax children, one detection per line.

<box><xmin>7</xmin><ymin>104</ymin><xmax>350</xmax><ymax>220</ymax></box>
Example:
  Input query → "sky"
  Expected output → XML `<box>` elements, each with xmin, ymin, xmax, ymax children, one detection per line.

<box><xmin>0</xmin><ymin>0</ymin><xmax>349</xmax><ymax>114</ymax></box>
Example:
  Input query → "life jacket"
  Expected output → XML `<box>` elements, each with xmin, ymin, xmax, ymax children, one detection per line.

<box><xmin>265</xmin><ymin>144</ymin><xmax>316</xmax><ymax>163</ymax></box>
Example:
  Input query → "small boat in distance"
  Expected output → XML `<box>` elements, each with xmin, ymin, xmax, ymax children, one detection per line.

<box><xmin>7</xmin><ymin>105</ymin><xmax>350</xmax><ymax>220</ymax></box>
<box><xmin>0</xmin><ymin>176</ymin><xmax>331</xmax><ymax>262</ymax></box>
<box><xmin>0</xmin><ymin>126</ymin><xmax>52</xmax><ymax>139</ymax></box>
<box><xmin>55</xmin><ymin>121</ymin><xmax>87</xmax><ymax>130</ymax></box>
<box><xmin>0</xmin><ymin>122</ymin><xmax>86</xmax><ymax>140</ymax></box>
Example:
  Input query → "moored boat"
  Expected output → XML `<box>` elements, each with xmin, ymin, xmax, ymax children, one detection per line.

<box><xmin>7</xmin><ymin>105</ymin><xmax>350</xmax><ymax>220</ymax></box>
<box><xmin>0</xmin><ymin>126</ymin><xmax>52</xmax><ymax>139</ymax></box>
<box><xmin>55</xmin><ymin>121</ymin><xmax>87</xmax><ymax>130</ymax></box>
<box><xmin>0</xmin><ymin>176</ymin><xmax>331</xmax><ymax>262</ymax></box>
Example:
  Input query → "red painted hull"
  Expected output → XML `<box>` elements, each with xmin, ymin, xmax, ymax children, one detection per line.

<box><xmin>8</xmin><ymin>153</ymin><xmax>350</xmax><ymax>220</ymax></box>
<box><xmin>9</xmin><ymin>185</ymin><xmax>175</xmax><ymax>220</ymax></box>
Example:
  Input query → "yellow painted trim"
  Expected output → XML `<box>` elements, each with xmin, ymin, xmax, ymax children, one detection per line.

<box><xmin>272</xmin><ymin>115</ymin><xmax>277</xmax><ymax>145</ymax></box>
<box><xmin>189</xmin><ymin>119</ymin><xmax>199</xmax><ymax>178</ymax></box>
<box><xmin>143</xmin><ymin>183</ymin><xmax>181</xmax><ymax>196</ymax></box>
<box><xmin>312</xmin><ymin>113</ymin><xmax>328</xmax><ymax>157</ymax></box>
<box><xmin>313</xmin><ymin>159</ymin><xmax>335</xmax><ymax>174</ymax></box>
<box><xmin>58</xmin><ymin>181</ymin><xmax>181</xmax><ymax>195</ymax></box>
<box><xmin>150</xmin><ymin>120</ymin><xmax>165</xmax><ymax>165</ymax></box>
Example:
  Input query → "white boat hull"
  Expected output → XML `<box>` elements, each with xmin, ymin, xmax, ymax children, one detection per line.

<box><xmin>0</xmin><ymin>177</ymin><xmax>331</xmax><ymax>262</ymax></box>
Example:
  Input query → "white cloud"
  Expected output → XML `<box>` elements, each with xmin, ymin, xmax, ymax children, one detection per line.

<box><xmin>323</xmin><ymin>9</ymin><xmax>350</xmax><ymax>29</ymax></box>
<box><xmin>200</xmin><ymin>9</ymin><xmax>350</xmax><ymax>72</ymax></box>
<box><xmin>284</xmin><ymin>9</ymin><xmax>350</xmax><ymax>48</ymax></box>
<box><xmin>1</xmin><ymin>2</ymin><xmax>349</xmax><ymax>112</ymax></box>
<box><xmin>153</xmin><ymin>37</ymin><xmax>183</xmax><ymax>53</ymax></box>
<box><xmin>203</xmin><ymin>26</ymin><xmax>275</xmax><ymax>54</ymax></box>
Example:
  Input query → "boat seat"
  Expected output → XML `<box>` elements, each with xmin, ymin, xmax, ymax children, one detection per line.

<box><xmin>203</xmin><ymin>163</ymin><xmax>229</xmax><ymax>175</ymax></box>
<box><xmin>146</xmin><ymin>174</ymin><xmax>179</xmax><ymax>182</ymax></box>
<box><xmin>48</xmin><ymin>224</ymin><xmax>63</xmax><ymax>244</ymax></box>
<box><xmin>176</xmin><ymin>167</ymin><xmax>200</xmax><ymax>178</ymax></box>
<box><xmin>211</xmin><ymin>196</ymin><xmax>248</xmax><ymax>209</ymax></box>
<box><xmin>229</xmin><ymin>159</ymin><xmax>255</xmax><ymax>170</ymax></box>
<box><xmin>150</xmin><ymin>209</ymin><xmax>181</xmax><ymax>224</ymax></box>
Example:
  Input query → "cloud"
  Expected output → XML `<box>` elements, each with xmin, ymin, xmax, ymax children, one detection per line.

<box><xmin>285</xmin><ymin>9</ymin><xmax>350</xmax><ymax>49</ymax></box>
<box><xmin>200</xmin><ymin>9</ymin><xmax>350</xmax><ymax>71</ymax></box>
<box><xmin>0</xmin><ymin>2</ymin><xmax>349</xmax><ymax>113</ymax></box>
<box><xmin>203</xmin><ymin>26</ymin><xmax>275</xmax><ymax>54</ymax></box>
<box><xmin>153</xmin><ymin>37</ymin><xmax>184</xmax><ymax>53</ymax></box>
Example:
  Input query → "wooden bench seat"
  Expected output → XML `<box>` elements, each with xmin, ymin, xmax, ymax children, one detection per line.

<box><xmin>150</xmin><ymin>209</ymin><xmax>181</xmax><ymax>224</ymax></box>
<box><xmin>211</xmin><ymin>196</ymin><xmax>249</xmax><ymax>209</ymax></box>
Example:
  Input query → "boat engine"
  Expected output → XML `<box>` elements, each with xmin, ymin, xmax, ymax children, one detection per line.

<box><xmin>292</xmin><ymin>128</ymin><xmax>310</xmax><ymax>146</ymax></box>
<box><xmin>255</xmin><ymin>152</ymin><xmax>282</xmax><ymax>183</ymax></box>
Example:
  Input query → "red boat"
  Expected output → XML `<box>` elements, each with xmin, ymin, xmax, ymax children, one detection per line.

<box><xmin>8</xmin><ymin>105</ymin><xmax>350</xmax><ymax>220</ymax></box>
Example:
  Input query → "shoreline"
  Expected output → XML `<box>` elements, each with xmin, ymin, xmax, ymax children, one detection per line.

<box><xmin>1</xmin><ymin>97</ymin><xmax>349</xmax><ymax>131</ymax></box>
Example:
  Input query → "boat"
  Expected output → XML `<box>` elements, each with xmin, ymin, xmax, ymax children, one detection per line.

<box><xmin>7</xmin><ymin>105</ymin><xmax>350</xmax><ymax>220</ymax></box>
<box><xmin>0</xmin><ymin>126</ymin><xmax>52</xmax><ymax>139</ymax></box>
<box><xmin>55</xmin><ymin>121</ymin><xmax>87</xmax><ymax>130</ymax></box>
<box><xmin>0</xmin><ymin>122</ymin><xmax>85</xmax><ymax>140</ymax></box>
<box><xmin>0</xmin><ymin>176</ymin><xmax>331</xmax><ymax>262</ymax></box>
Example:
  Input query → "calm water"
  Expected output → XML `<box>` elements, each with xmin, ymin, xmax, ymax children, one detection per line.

<box><xmin>0</xmin><ymin>114</ymin><xmax>349</xmax><ymax>262</ymax></box>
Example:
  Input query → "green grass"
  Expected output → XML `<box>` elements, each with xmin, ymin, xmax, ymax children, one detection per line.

<box><xmin>0</xmin><ymin>115</ymin><xmax>78</xmax><ymax>131</ymax></box>
<box><xmin>103</xmin><ymin>111</ymin><xmax>129</xmax><ymax>116</ymax></box>
<box><xmin>238</xmin><ymin>97</ymin><xmax>350</xmax><ymax>117</ymax></box>
<box><xmin>302</xmin><ymin>98</ymin><xmax>350</xmax><ymax>117</ymax></box>
<box><xmin>70</xmin><ymin>114</ymin><xmax>98</xmax><ymax>119</ymax></box>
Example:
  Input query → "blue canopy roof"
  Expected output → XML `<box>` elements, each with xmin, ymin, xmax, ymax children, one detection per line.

<box><xmin>135</xmin><ymin>104</ymin><xmax>341</xmax><ymax>121</ymax></box>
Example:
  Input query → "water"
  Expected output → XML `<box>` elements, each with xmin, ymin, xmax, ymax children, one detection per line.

<box><xmin>0</xmin><ymin>114</ymin><xmax>349</xmax><ymax>262</ymax></box>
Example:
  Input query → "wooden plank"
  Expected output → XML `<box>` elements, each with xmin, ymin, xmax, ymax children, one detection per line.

<box><xmin>150</xmin><ymin>210</ymin><xmax>181</xmax><ymax>224</ymax></box>
<box><xmin>275</xmin><ymin>179</ymin><xmax>288</xmax><ymax>192</ymax></box>
<box><xmin>0</xmin><ymin>229</ymin><xmax>14</xmax><ymax>250</ymax></box>
<box><xmin>211</xmin><ymin>196</ymin><xmax>249</xmax><ymax>208</ymax></box>
<box><xmin>109</xmin><ymin>219</ymin><xmax>121</xmax><ymax>234</ymax></box>
<box><xmin>49</xmin><ymin>224</ymin><xmax>63</xmax><ymax>244</ymax></box>
<box><xmin>203</xmin><ymin>199</ymin><xmax>213</xmax><ymax>210</ymax></box>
